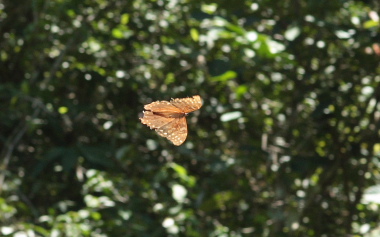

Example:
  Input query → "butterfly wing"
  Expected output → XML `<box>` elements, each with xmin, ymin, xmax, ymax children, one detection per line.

<box><xmin>170</xmin><ymin>95</ymin><xmax>202</xmax><ymax>113</ymax></box>
<box><xmin>144</xmin><ymin>100</ymin><xmax>183</xmax><ymax>114</ymax></box>
<box><xmin>156</xmin><ymin>117</ymin><xmax>188</xmax><ymax>146</ymax></box>
<box><xmin>140</xmin><ymin>111</ymin><xmax>175</xmax><ymax>129</ymax></box>
<box><xmin>140</xmin><ymin>96</ymin><xmax>201</xmax><ymax>145</ymax></box>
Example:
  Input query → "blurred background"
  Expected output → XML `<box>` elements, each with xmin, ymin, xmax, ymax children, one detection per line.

<box><xmin>1</xmin><ymin>0</ymin><xmax>380</xmax><ymax>236</ymax></box>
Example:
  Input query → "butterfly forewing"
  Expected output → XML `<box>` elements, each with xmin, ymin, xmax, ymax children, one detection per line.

<box><xmin>170</xmin><ymin>95</ymin><xmax>202</xmax><ymax>113</ymax></box>
<box><xmin>140</xmin><ymin>95</ymin><xmax>202</xmax><ymax>146</ymax></box>
<box><xmin>144</xmin><ymin>101</ymin><xmax>183</xmax><ymax>114</ymax></box>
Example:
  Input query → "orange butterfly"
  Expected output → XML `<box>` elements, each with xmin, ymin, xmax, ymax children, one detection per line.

<box><xmin>140</xmin><ymin>95</ymin><xmax>202</xmax><ymax>146</ymax></box>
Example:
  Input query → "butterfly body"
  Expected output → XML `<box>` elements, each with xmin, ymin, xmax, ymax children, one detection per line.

<box><xmin>152</xmin><ymin>111</ymin><xmax>187</xmax><ymax>118</ymax></box>
<box><xmin>140</xmin><ymin>95</ymin><xmax>202</xmax><ymax>146</ymax></box>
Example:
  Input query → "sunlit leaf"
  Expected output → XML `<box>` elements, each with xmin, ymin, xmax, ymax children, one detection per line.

<box><xmin>285</xmin><ymin>26</ymin><xmax>301</xmax><ymax>41</ymax></box>
<box><xmin>362</xmin><ymin>185</ymin><xmax>380</xmax><ymax>204</ymax></box>
<box><xmin>211</xmin><ymin>70</ymin><xmax>237</xmax><ymax>82</ymax></box>
<box><xmin>220</xmin><ymin>111</ymin><xmax>242</xmax><ymax>122</ymax></box>
<box><xmin>201</xmin><ymin>3</ymin><xmax>218</xmax><ymax>14</ymax></box>
<box><xmin>121</xmin><ymin>14</ymin><xmax>129</xmax><ymax>25</ymax></box>
<box><xmin>58</xmin><ymin>106</ymin><xmax>68</xmax><ymax>114</ymax></box>
<box><xmin>190</xmin><ymin>28</ymin><xmax>199</xmax><ymax>41</ymax></box>
<box><xmin>363</xmin><ymin>20</ymin><xmax>379</xmax><ymax>29</ymax></box>
<box><xmin>172</xmin><ymin>184</ymin><xmax>187</xmax><ymax>203</ymax></box>
<box><xmin>170</xmin><ymin>163</ymin><xmax>196</xmax><ymax>187</ymax></box>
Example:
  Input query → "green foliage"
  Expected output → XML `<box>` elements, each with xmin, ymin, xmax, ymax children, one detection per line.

<box><xmin>1</xmin><ymin>0</ymin><xmax>380</xmax><ymax>236</ymax></box>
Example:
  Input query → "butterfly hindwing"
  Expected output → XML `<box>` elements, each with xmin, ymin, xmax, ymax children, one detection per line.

<box><xmin>140</xmin><ymin>111</ymin><xmax>175</xmax><ymax>129</ymax></box>
<box><xmin>156</xmin><ymin>117</ymin><xmax>188</xmax><ymax>146</ymax></box>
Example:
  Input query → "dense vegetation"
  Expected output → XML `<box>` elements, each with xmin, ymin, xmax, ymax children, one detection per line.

<box><xmin>1</xmin><ymin>0</ymin><xmax>380</xmax><ymax>236</ymax></box>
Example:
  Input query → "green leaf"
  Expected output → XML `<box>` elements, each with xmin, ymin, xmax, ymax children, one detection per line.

<box><xmin>121</xmin><ymin>13</ymin><xmax>129</xmax><ymax>25</ymax></box>
<box><xmin>235</xmin><ymin>85</ymin><xmax>248</xmax><ymax>98</ymax></box>
<box><xmin>190</xmin><ymin>28</ymin><xmax>199</xmax><ymax>42</ymax></box>
<box><xmin>170</xmin><ymin>163</ymin><xmax>196</xmax><ymax>187</ymax></box>
<box><xmin>211</xmin><ymin>70</ymin><xmax>237</xmax><ymax>82</ymax></box>
<box><xmin>112</xmin><ymin>28</ymin><xmax>124</xmax><ymax>39</ymax></box>
<box><xmin>363</xmin><ymin>20</ymin><xmax>379</xmax><ymax>29</ymax></box>
<box><xmin>78</xmin><ymin>145</ymin><xmax>113</xmax><ymax>168</ymax></box>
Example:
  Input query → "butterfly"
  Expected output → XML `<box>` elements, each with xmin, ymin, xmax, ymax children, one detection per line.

<box><xmin>140</xmin><ymin>95</ymin><xmax>202</xmax><ymax>146</ymax></box>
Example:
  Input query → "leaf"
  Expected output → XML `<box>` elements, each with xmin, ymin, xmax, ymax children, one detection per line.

<box><xmin>78</xmin><ymin>145</ymin><xmax>113</xmax><ymax>168</ymax></box>
<box><xmin>170</xmin><ymin>163</ymin><xmax>196</xmax><ymax>187</ymax></box>
<box><xmin>31</xmin><ymin>147</ymin><xmax>78</xmax><ymax>177</ymax></box>
<box><xmin>121</xmin><ymin>14</ymin><xmax>129</xmax><ymax>25</ymax></box>
<box><xmin>190</xmin><ymin>28</ymin><xmax>199</xmax><ymax>41</ymax></box>
<box><xmin>112</xmin><ymin>25</ymin><xmax>133</xmax><ymax>39</ymax></box>
<box><xmin>220</xmin><ymin>111</ymin><xmax>242</xmax><ymax>122</ymax></box>
<box><xmin>363</xmin><ymin>20</ymin><xmax>379</xmax><ymax>29</ymax></box>
<box><xmin>285</xmin><ymin>26</ymin><xmax>301</xmax><ymax>41</ymax></box>
<box><xmin>235</xmin><ymin>85</ymin><xmax>248</xmax><ymax>98</ymax></box>
<box><xmin>362</xmin><ymin>185</ymin><xmax>380</xmax><ymax>204</ymax></box>
<box><xmin>115</xmin><ymin>145</ymin><xmax>131</xmax><ymax>160</ymax></box>
<box><xmin>211</xmin><ymin>70</ymin><xmax>237</xmax><ymax>82</ymax></box>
